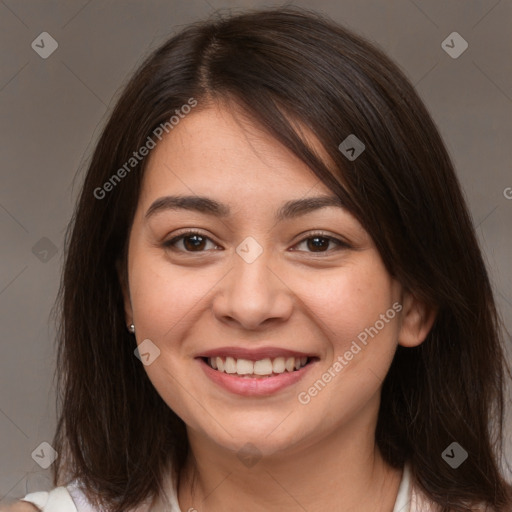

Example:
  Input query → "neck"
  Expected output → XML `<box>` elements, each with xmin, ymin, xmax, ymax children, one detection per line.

<box><xmin>176</xmin><ymin>416</ymin><xmax>403</xmax><ymax>512</ymax></box>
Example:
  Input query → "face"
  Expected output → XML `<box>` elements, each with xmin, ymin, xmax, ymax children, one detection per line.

<box><xmin>120</xmin><ymin>102</ymin><xmax>417</xmax><ymax>459</ymax></box>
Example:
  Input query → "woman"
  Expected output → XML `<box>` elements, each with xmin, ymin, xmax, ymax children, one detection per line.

<box><xmin>5</xmin><ymin>6</ymin><xmax>511</xmax><ymax>512</ymax></box>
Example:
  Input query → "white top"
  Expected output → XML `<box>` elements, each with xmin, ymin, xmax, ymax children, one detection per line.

<box><xmin>20</xmin><ymin>463</ymin><xmax>437</xmax><ymax>511</ymax></box>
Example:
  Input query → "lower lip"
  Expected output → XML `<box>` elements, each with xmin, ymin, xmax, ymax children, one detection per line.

<box><xmin>197</xmin><ymin>358</ymin><xmax>317</xmax><ymax>397</ymax></box>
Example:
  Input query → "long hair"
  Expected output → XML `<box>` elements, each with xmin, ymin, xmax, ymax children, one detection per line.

<box><xmin>51</xmin><ymin>6</ymin><xmax>512</xmax><ymax>511</ymax></box>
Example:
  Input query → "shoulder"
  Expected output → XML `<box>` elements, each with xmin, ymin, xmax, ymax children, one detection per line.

<box><xmin>0</xmin><ymin>502</ymin><xmax>41</xmax><ymax>512</ymax></box>
<box><xmin>4</xmin><ymin>485</ymin><xmax>80</xmax><ymax>512</ymax></box>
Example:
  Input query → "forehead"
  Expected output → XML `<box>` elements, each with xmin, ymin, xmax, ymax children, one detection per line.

<box><xmin>140</xmin><ymin>103</ymin><xmax>335</xmax><ymax>201</ymax></box>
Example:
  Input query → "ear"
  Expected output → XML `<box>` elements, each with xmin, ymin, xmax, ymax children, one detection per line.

<box><xmin>116</xmin><ymin>258</ymin><xmax>133</xmax><ymax>326</ymax></box>
<box><xmin>397</xmin><ymin>290</ymin><xmax>438</xmax><ymax>347</ymax></box>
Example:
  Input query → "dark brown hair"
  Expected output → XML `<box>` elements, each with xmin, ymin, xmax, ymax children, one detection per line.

<box><xmin>51</xmin><ymin>6</ymin><xmax>512</xmax><ymax>511</ymax></box>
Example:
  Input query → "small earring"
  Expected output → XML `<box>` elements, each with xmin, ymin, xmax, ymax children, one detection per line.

<box><xmin>128</xmin><ymin>323</ymin><xmax>135</xmax><ymax>333</ymax></box>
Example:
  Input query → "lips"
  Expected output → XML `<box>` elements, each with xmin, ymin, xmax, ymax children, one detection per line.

<box><xmin>197</xmin><ymin>346</ymin><xmax>316</xmax><ymax>361</ymax></box>
<box><xmin>195</xmin><ymin>346</ymin><xmax>319</xmax><ymax>396</ymax></box>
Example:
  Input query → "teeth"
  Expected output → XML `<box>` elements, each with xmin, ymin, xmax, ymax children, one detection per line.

<box><xmin>254</xmin><ymin>358</ymin><xmax>273</xmax><ymax>375</ymax></box>
<box><xmin>272</xmin><ymin>357</ymin><xmax>285</xmax><ymax>373</ymax></box>
<box><xmin>207</xmin><ymin>355</ymin><xmax>309</xmax><ymax>376</ymax></box>
<box><xmin>237</xmin><ymin>358</ymin><xmax>254</xmax><ymax>375</ymax></box>
<box><xmin>225</xmin><ymin>356</ymin><xmax>237</xmax><ymax>374</ymax></box>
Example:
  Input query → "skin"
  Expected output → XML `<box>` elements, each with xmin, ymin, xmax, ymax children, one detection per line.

<box><xmin>0</xmin><ymin>504</ymin><xmax>39</xmax><ymax>512</ymax></box>
<box><xmin>119</xmin><ymin>101</ymin><xmax>436</xmax><ymax>512</ymax></box>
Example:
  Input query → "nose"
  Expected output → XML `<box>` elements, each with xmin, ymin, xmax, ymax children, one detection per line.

<box><xmin>210</xmin><ymin>245</ymin><xmax>294</xmax><ymax>331</ymax></box>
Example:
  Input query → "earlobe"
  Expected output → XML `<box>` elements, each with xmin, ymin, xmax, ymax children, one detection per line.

<box><xmin>397</xmin><ymin>290</ymin><xmax>438</xmax><ymax>348</ymax></box>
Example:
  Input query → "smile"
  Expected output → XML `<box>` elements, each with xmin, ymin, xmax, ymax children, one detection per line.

<box><xmin>196</xmin><ymin>348</ymin><xmax>319</xmax><ymax>396</ymax></box>
<box><xmin>204</xmin><ymin>356</ymin><xmax>310</xmax><ymax>378</ymax></box>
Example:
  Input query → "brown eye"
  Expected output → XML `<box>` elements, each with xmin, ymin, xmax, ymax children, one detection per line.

<box><xmin>306</xmin><ymin>236</ymin><xmax>330</xmax><ymax>252</ymax></box>
<box><xmin>163</xmin><ymin>231</ymin><xmax>220</xmax><ymax>252</ymax></box>
<box><xmin>292</xmin><ymin>232</ymin><xmax>349</xmax><ymax>254</ymax></box>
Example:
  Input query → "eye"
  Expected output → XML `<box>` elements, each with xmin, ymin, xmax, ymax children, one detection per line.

<box><xmin>292</xmin><ymin>232</ymin><xmax>349</xmax><ymax>254</ymax></box>
<box><xmin>162</xmin><ymin>230</ymin><xmax>350</xmax><ymax>254</ymax></box>
<box><xmin>163</xmin><ymin>230</ymin><xmax>220</xmax><ymax>252</ymax></box>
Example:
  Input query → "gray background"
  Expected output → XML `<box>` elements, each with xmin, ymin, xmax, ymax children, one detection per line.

<box><xmin>1</xmin><ymin>0</ymin><xmax>511</xmax><ymax>504</ymax></box>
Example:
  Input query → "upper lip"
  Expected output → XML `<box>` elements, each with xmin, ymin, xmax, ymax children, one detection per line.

<box><xmin>196</xmin><ymin>346</ymin><xmax>317</xmax><ymax>361</ymax></box>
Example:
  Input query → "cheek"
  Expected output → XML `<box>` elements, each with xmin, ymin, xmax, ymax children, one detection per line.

<box><xmin>290</xmin><ymin>254</ymin><xmax>399</xmax><ymax>353</ymax></box>
<box><xmin>127</xmin><ymin>249</ymin><xmax>205</xmax><ymax>423</ymax></box>
<box><xmin>128</xmin><ymin>249</ymin><xmax>215</xmax><ymax>337</ymax></box>
<box><xmin>293</xmin><ymin>257</ymin><xmax>401</xmax><ymax>423</ymax></box>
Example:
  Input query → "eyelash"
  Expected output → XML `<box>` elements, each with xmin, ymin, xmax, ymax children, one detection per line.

<box><xmin>162</xmin><ymin>229</ymin><xmax>350</xmax><ymax>255</ymax></box>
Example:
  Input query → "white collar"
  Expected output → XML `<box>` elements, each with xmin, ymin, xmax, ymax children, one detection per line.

<box><xmin>393</xmin><ymin>462</ymin><xmax>413</xmax><ymax>512</ymax></box>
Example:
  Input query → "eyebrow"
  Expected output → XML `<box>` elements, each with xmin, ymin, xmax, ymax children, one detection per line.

<box><xmin>144</xmin><ymin>194</ymin><xmax>346</xmax><ymax>222</ymax></box>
